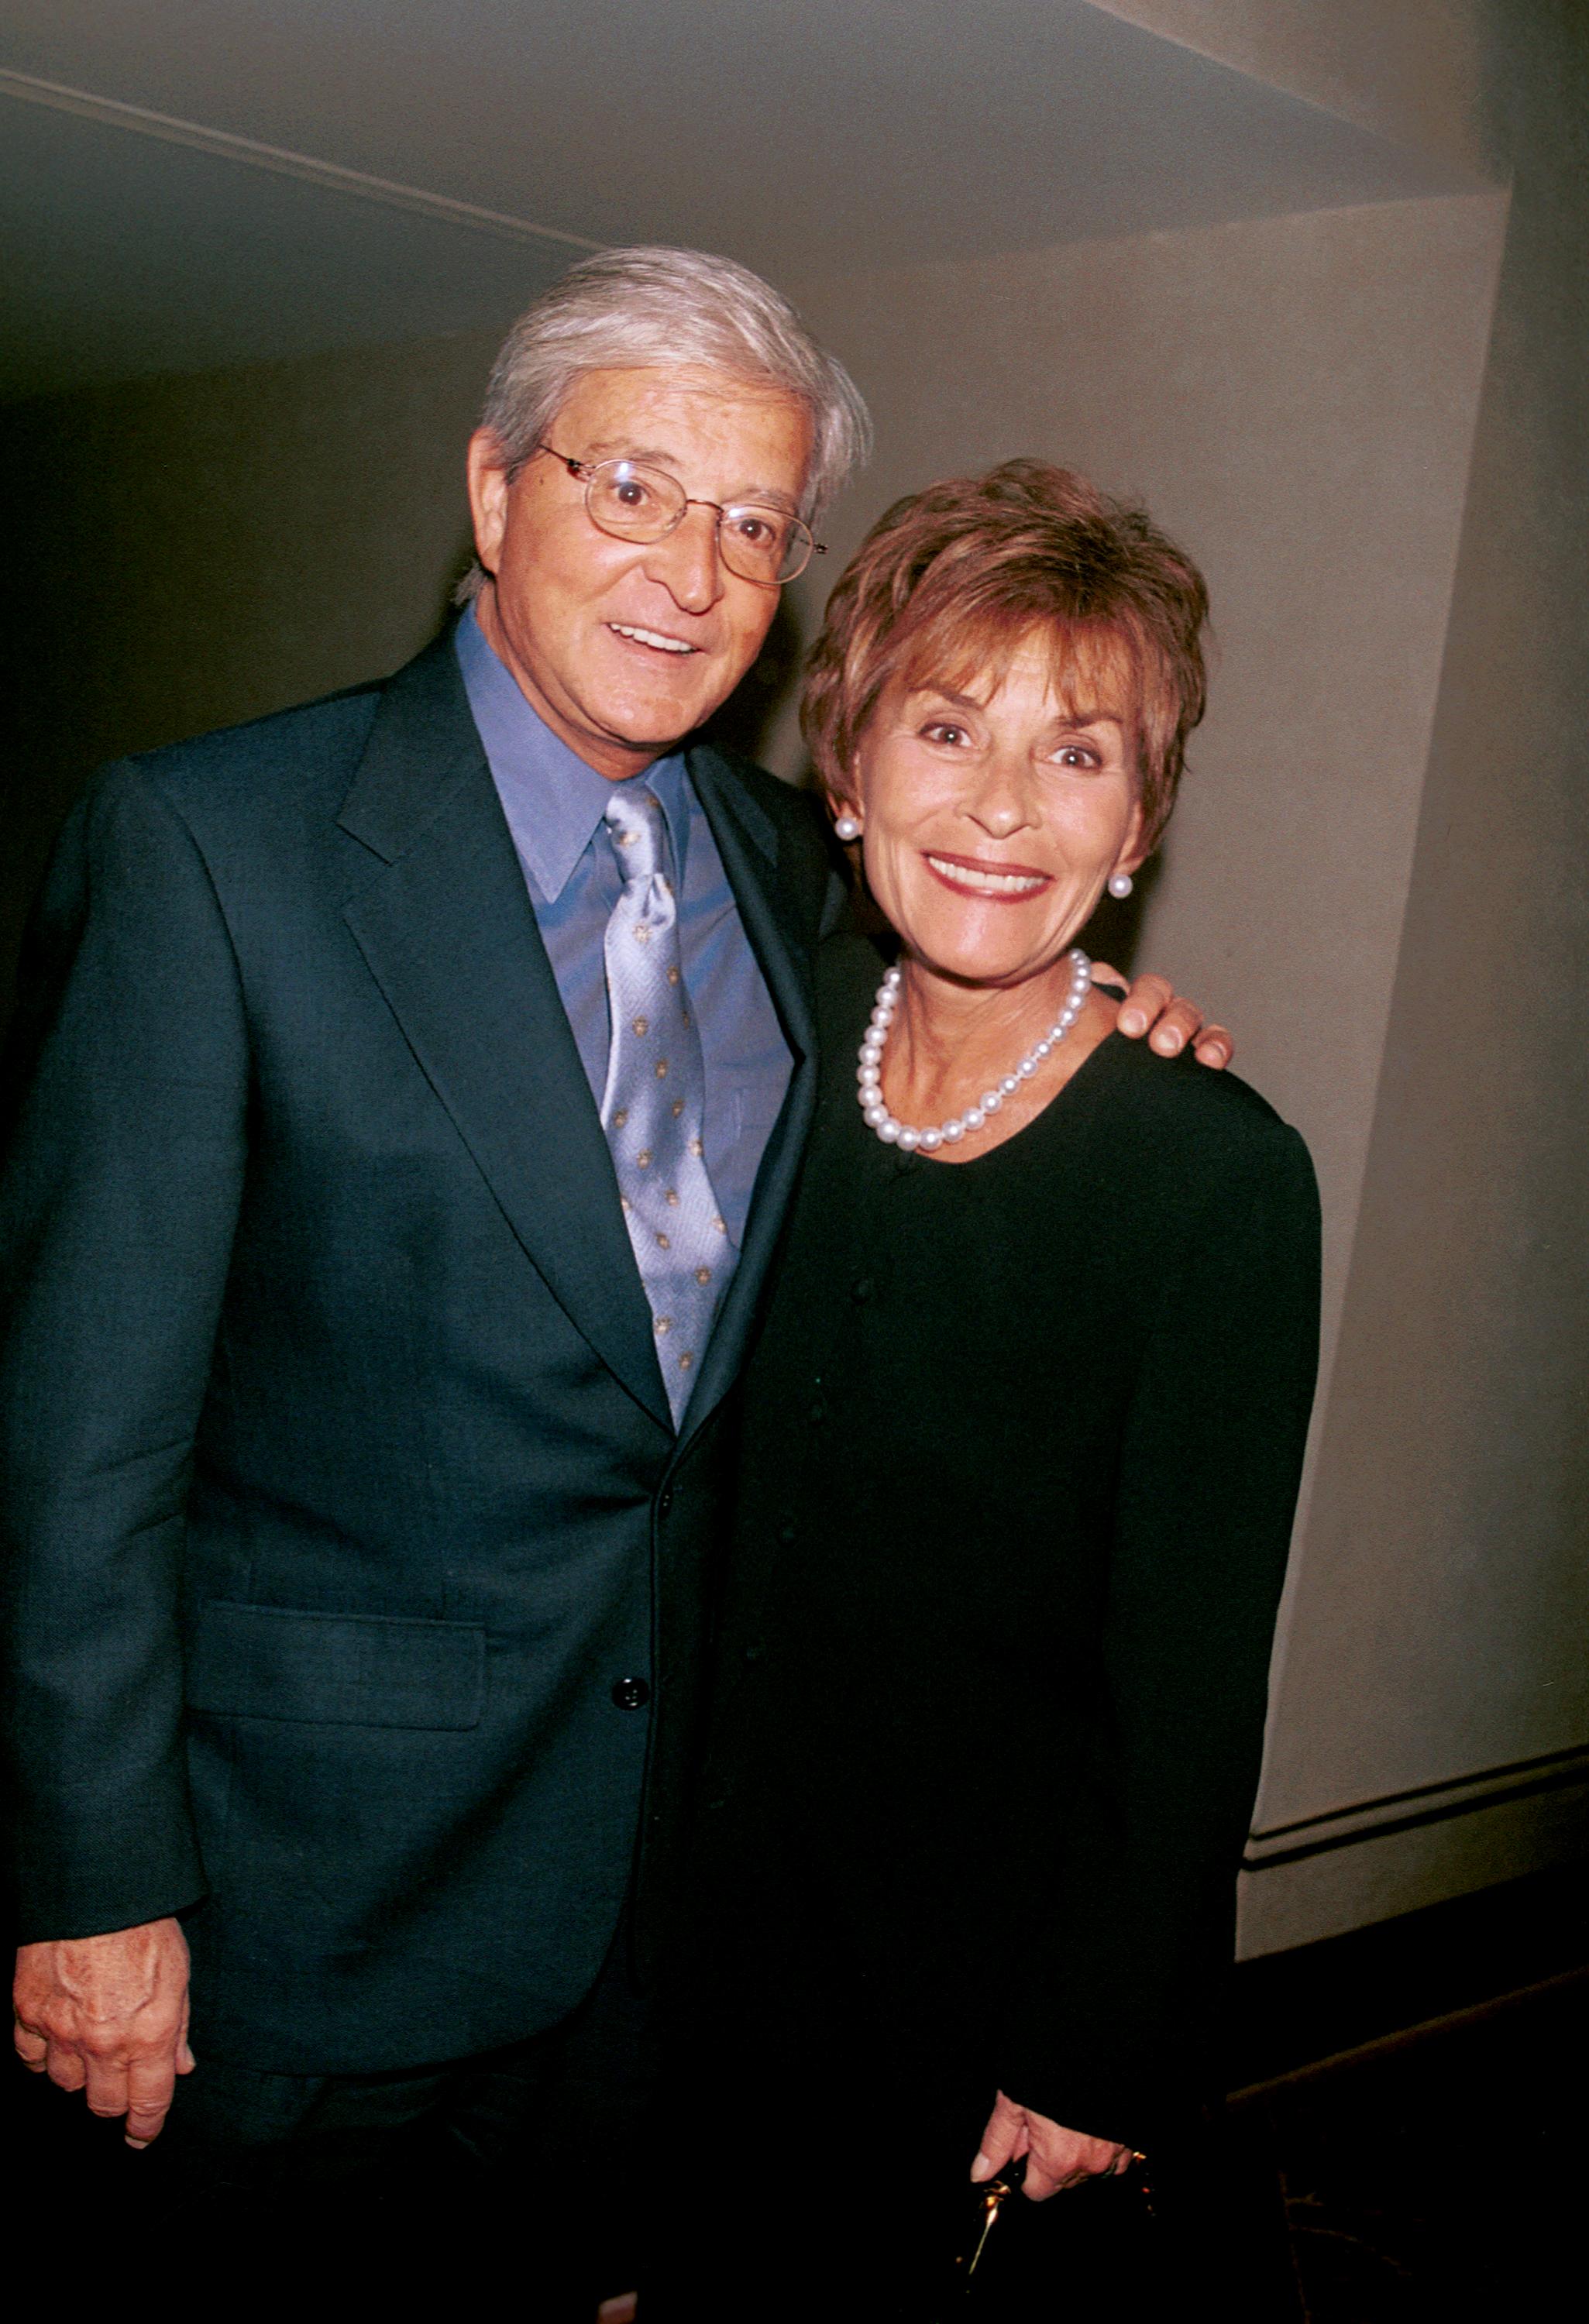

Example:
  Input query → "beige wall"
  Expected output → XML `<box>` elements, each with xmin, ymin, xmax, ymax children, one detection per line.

<box><xmin>1240</xmin><ymin>0</ymin><xmax>1589</xmax><ymax>1948</ymax></box>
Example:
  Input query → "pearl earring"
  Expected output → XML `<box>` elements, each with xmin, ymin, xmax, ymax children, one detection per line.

<box><xmin>834</xmin><ymin>813</ymin><xmax>862</xmax><ymax>841</ymax></box>
<box><xmin>1107</xmin><ymin>871</ymin><xmax>1133</xmax><ymax>899</ymax></box>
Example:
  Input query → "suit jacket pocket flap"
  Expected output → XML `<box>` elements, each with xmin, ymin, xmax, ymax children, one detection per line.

<box><xmin>187</xmin><ymin>1600</ymin><xmax>486</xmax><ymax>1730</ymax></box>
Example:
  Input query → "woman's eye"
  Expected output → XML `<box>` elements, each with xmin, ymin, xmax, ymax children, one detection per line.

<box><xmin>1054</xmin><ymin>745</ymin><xmax>1100</xmax><ymax>768</ymax></box>
<box><xmin>923</xmin><ymin>722</ymin><xmax>969</xmax><ymax>747</ymax></box>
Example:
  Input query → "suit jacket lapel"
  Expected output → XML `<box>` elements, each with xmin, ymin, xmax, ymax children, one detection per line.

<box><xmin>338</xmin><ymin>638</ymin><xmax>671</xmax><ymax>1432</ymax></box>
<box><xmin>678</xmin><ymin>744</ymin><xmax>820</xmax><ymax>1448</ymax></box>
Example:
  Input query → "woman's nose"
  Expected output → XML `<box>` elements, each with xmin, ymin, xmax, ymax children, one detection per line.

<box><xmin>641</xmin><ymin>505</ymin><xmax>725</xmax><ymax>615</ymax></box>
<box><xmin>966</xmin><ymin>758</ymin><xmax>1034</xmax><ymax>837</ymax></box>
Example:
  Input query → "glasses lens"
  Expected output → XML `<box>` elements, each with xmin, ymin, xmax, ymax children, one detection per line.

<box><xmin>586</xmin><ymin>460</ymin><xmax>685</xmax><ymax>541</ymax></box>
<box><xmin>719</xmin><ymin>508</ymin><xmax>814</xmax><ymax>584</ymax></box>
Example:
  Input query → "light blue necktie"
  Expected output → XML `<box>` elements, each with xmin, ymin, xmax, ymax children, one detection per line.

<box><xmin>600</xmin><ymin>786</ymin><xmax>733</xmax><ymax>1425</ymax></box>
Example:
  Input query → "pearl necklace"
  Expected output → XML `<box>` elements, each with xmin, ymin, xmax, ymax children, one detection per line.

<box><xmin>857</xmin><ymin>949</ymin><xmax>1093</xmax><ymax>1150</ymax></box>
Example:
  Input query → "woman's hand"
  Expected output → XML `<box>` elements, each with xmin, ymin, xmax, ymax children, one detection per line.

<box><xmin>972</xmin><ymin>2089</ymin><xmax>1134</xmax><ymax>2199</ymax></box>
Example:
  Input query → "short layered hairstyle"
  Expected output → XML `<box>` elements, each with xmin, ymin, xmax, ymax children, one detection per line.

<box><xmin>802</xmin><ymin>459</ymin><xmax>1210</xmax><ymax>850</ymax></box>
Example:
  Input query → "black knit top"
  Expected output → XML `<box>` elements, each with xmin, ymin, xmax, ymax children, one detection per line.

<box><xmin>700</xmin><ymin>933</ymin><xmax>1321</xmax><ymax>2144</ymax></box>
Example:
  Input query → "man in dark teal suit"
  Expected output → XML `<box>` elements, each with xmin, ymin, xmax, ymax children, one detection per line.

<box><xmin>2</xmin><ymin>247</ymin><xmax>1216</xmax><ymax>2288</ymax></box>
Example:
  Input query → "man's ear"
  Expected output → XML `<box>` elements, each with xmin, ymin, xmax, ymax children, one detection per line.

<box><xmin>466</xmin><ymin>429</ymin><xmax>511</xmax><ymax>576</ymax></box>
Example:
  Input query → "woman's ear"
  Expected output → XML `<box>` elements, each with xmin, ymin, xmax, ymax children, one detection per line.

<box><xmin>1116</xmin><ymin>799</ymin><xmax>1150</xmax><ymax>878</ymax></box>
<box><xmin>825</xmin><ymin>778</ymin><xmax>863</xmax><ymax>842</ymax></box>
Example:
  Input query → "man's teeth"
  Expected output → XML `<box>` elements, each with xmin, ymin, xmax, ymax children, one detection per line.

<box><xmin>609</xmin><ymin>624</ymin><xmax>695</xmax><ymax>655</ymax></box>
<box><xmin>926</xmin><ymin>854</ymin><xmax>1045</xmax><ymax>895</ymax></box>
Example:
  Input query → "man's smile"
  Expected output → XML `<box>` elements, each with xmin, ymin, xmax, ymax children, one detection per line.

<box><xmin>607</xmin><ymin>621</ymin><xmax>701</xmax><ymax>656</ymax></box>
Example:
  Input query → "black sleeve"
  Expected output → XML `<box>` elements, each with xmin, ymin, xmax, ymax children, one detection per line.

<box><xmin>1</xmin><ymin>766</ymin><xmax>249</xmax><ymax>1940</ymax></box>
<box><xmin>999</xmin><ymin>1124</ymin><xmax>1321</xmax><ymax>2143</ymax></box>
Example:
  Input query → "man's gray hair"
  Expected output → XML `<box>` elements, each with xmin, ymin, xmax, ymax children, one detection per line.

<box><xmin>457</xmin><ymin>246</ymin><xmax>870</xmax><ymax>603</ymax></box>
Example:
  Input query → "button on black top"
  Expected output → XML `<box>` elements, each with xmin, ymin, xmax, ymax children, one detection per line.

<box><xmin>610</xmin><ymin>1676</ymin><xmax>651</xmax><ymax>1710</ymax></box>
<box><xmin>851</xmin><ymin>1276</ymin><xmax>875</xmax><ymax>1303</ymax></box>
<box><xmin>657</xmin><ymin>1487</ymin><xmax>674</xmax><ymax>1517</ymax></box>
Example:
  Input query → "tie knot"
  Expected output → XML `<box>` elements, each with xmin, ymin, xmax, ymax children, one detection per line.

<box><xmin>605</xmin><ymin>786</ymin><xmax>666</xmax><ymax>883</ymax></box>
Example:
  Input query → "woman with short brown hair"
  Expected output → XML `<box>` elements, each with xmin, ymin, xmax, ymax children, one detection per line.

<box><xmin>657</xmin><ymin>460</ymin><xmax>1318</xmax><ymax>2317</ymax></box>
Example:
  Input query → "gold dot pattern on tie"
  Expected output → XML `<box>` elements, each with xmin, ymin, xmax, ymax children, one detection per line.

<box><xmin>599</xmin><ymin>784</ymin><xmax>738</xmax><ymax>1426</ymax></box>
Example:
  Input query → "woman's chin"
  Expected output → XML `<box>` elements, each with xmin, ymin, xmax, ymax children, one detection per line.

<box><xmin>896</xmin><ymin>926</ymin><xmax>1071</xmax><ymax>991</ymax></box>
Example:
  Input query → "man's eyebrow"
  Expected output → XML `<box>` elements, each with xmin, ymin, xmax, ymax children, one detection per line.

<box><xmin>579</xmin><ymin>441</ymin><xmax>801</xmax><ymax>514</ymax></box>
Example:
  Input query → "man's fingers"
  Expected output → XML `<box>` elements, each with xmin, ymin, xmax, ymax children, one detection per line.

<box><xmin>176</xmin><ymin>1988</ymin><xmax>195</xmax><ymax>2075</ymax></box>
<box><xmin>1193</xmin><ymin>1023</ymin><xmax>1233</xmax><ymax>1068</ymax></box>
<box><xmin>12</xmin><ymin>2023</ymin><xmax>47</xmax><ymax>2069</ymax></box>
<box><xmin>125</xmin><ymin>2050</ymin><xmax>178</xmax><ymax>2130</ymax></box>
<box><xmin>83</xmin><ymin>2055</ymin><xmax>132</xmax><ymax>2121</ymax></box>
<box><xmin>44</xmin><ymin>2043</ymin><xmax>88</xmax><ymax>2093</ymax></box>
<box><xmin>1115</xmin><ymin>973</ymin><xmax>1174</xmax><ymax>1040</ymax></box>
<box><xmin>1148</xmin><ymin>998</ymin><xmax>1205</xmax><ymax>1057</ymax></box>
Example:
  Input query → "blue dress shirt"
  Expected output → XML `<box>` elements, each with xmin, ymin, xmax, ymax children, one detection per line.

<box><xmin>455</xmin><ymin>609</ymin><xmax>793</xmax><ymax>1250</ymax></box>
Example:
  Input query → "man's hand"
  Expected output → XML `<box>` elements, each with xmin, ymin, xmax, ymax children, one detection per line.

<box><xmin>13</xmin><ymin>1917</ymin><xmax>194</xmax><ymax>2147</ymax></box>
<box><xmin>972</xmin><ymin>2089</ymin><xmax>1133</xmax><ymax>2200</ymax></box>
<box><xmin>1093</xmin><ymin>962</ymin><xmax>1232</xmax><ymax>1069</ymax></box>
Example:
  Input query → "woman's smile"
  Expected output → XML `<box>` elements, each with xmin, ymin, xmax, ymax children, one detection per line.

<box><xmin>921</xmin><ymin>849</ymin><xmax>1051</xmax><ymax>901</ymax></box>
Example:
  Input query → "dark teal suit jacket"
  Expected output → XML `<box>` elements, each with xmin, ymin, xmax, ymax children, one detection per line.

<box><xmin>0</xmin><ymin>633</ymin><xmax>841</xmax><ymax>2071</ymax></box>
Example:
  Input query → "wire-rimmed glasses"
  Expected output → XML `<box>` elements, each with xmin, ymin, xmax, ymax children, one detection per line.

<box><xmin>535</xmin><ymin>443</ymin><xmax>823</xmax><ymax>585</ymax></box>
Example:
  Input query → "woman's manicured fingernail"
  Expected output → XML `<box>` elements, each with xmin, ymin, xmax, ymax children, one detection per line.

<box><xmin>1120</xmin><ymin>1010</ymin><xmax>1146</xmax><ymax>1036</ymax></box>
<box><xmin>970</xmin><ymin>2152</ymin><xmax>993</xmax><ymax>2181</ymax></box>
<box><xmin>1154</xmin><ymin>1028</ymin><xmax>1183</xmax><ymax>1053</ymax></box>
<box><xmin>126</xmin><ymin>2137</ymin><xmax>150</xmax><ymax>2150</ymax></box>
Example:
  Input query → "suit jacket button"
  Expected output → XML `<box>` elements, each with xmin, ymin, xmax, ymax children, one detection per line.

<box><xmin>611</xmin><ymin>1676</ymin><xmax>651</xmax><ymax>1709</ymax></box>
<box><xmin>658</xmin><ymin>1487</ymin><xmax>674</xmax><ymax>1516</ymax></box>
<box><xmin>851</xmin><ymin>1276</ymin><xmax>875</xmax><ymax>1303</ymax></box>
<box><xmin>741</xmin><ymin>1638</ymin><xmax>765</xmax><ymax>1665</ymax></box>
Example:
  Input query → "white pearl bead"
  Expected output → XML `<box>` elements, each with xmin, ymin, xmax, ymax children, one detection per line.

<box><xmin>1000</xmin><ymin>1075</ymin><xmax>1019</xmax><ymax>1095</ymax></box>
<box><xmin>897</xmin><ymin>1127</ymin><xmax>920</xmax><ymax>1150</ymax></box>
<box><xmin>982</xmin><ymin>1091</ymin><xmax>1003</xmax><ymax>1112</ymax></box>
<box><xmin>1034</xmin><ymin>1040</ymin><xmax>1051</xmax><ymax>1057</ymax></box>
<box><xmin>963</xmin><ymin>1107</ymin><xmax>984</xmax><ymax>1130</ymax></box>
<box><xmin>1016</xmin><ymin>1058</ymin><xmax>1036</xmax><ymax>1078</ymax></box>
<box><xmin>943</xmin><ymin>1119</ymin><xmax>965</xmax><ymax>1142</ymax></box>
<box><xmin>864</xmin><ymin>1104</ymin><xmax>889</xmax><ymax>1128</ymax></box>
<box><xmin>919</xmin><ymin>1127</ymin><xmax>943</xmax><ymax>1150</ymax></box>
<box><xmin>878</xmin><ymin>1118</ymin><xmax>900</xmax><ymax>1142</ymax></box>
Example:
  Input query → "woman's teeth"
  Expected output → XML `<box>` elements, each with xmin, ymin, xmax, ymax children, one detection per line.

<box><xmin>609</xmin><ymin>624</ymin><xmax>695</xmax><ymax>655</ymax></box>
<box><xmin>926</xmin><ymin>854</ymin><xmax>1045</xmax><ymax>896</ymax></box>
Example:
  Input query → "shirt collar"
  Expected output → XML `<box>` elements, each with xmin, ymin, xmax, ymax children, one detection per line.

<box><xmin>455</xmin><ymin>605</ymin><xmax>691</xmax><ymax>902</ymax></box>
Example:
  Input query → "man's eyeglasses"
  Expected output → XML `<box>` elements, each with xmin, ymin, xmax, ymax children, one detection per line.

<box><xmin>534</xmin><ymin>444</ymin><xmax>823</xmax><ymax>586</ymax></box>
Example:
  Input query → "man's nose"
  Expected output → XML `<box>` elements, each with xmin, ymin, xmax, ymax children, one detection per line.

<box><xmin>641</xmin><ymin>505</ymin><xmax>725</xmax><ymax>616</ymax></box>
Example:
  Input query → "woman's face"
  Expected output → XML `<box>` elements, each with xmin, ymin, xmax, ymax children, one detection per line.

<box><xmin>851</xmin><ymin>638</ymin><xmax>1147</xmax><ymax>991</ymax></box>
